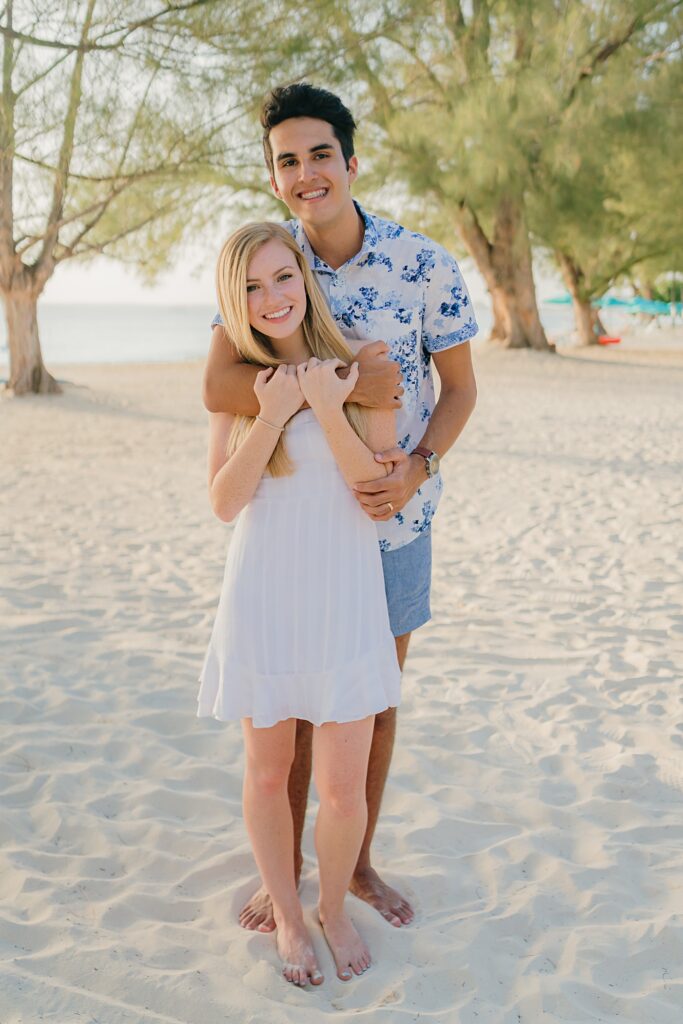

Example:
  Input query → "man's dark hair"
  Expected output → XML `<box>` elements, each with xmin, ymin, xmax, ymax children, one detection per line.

<box><xmin>260</xmin><ymin>83</ymin><xmax>357</xmax><ymax>175</ymax></box>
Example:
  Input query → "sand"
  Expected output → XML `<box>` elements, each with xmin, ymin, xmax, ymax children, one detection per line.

<box><xmin>1</xmin><ymin>347</ymin><xmax>682</xmax><ymax>1023</ymax></box>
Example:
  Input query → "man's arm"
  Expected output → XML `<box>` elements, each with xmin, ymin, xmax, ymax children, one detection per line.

<box><xmin>409</xmin><ymin>340</ymin><xmax>477</xmax><ymax>474</ymax></box>
<box><xmin>203</xmin><ymin>326</ymin><xmax>261</xmax><ymax>416</ymax></box>
<box><xmin>202</xmin><ymin>326</ymin><xmax>404</xmax><ymax>415</ymax></box>
<box><xmin>353</xmin><ymin>341</ymin><xmax>477</xmax><ymax>520</ymax></box>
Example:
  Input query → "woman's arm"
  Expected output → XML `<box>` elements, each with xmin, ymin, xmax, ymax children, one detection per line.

<box><xmin>297</xmin><ymin>358</ymin><xmax>397</xmax><ymax>488</ymax></box>
<box><xmin>207</xmin><ymin>412</ymin><xmax>281</xmax><ymax>523</ymax></box>
<box><xmin>315</xmin><ymin>406</ymin><xmax>396</xmax><ymax>487</ymax></box>
<box><xmin>208</xmin><ymin>365</ymin><xmax>304</xmax><ymax>522</ymax></box>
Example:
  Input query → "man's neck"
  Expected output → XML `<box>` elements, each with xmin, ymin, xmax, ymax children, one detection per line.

<box><xmin>301</xmin><ymin>200</ymin><xmax>365</xmax><ymax>271</ymax></box>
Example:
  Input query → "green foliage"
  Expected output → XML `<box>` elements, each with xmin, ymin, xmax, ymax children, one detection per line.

<box><xmin>3</xmin><ymin>0</ymin><xmax>681</xmax><ymax>310</ymax></box>
<box><xmin>302</xmin><ymin>0</ymin><xmax>683</xmax><ymax>297</ymax></box>
<box><xmin>529</xmin><ymin>4</ymin><xmax>683</xmax><ymax>299</ymax></box>
<box><xmin>1</xmin><ymin>0</ymin><xmax>337</xmax><ymax>285</ymax></box>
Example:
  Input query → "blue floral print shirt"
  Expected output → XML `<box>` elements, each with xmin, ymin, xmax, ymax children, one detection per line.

<box><xmin>212</xmin><ymin>201</ymin><xmax>478</xmax><ymax>551</ymax></box>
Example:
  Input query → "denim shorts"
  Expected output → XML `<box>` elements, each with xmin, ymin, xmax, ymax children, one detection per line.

<box><xmin>380</xmin><ymin>530</ymin><xmax>432</xmax><ymax>638</ymax></box>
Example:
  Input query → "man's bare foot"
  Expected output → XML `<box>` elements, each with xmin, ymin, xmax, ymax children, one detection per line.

<box><xmin>239</xmin><ymin>885</ymin><xmax>276</xmax><ymax>933</ymax></box>
<box><xmin>318</xmin><ymin>907</ymin><xmax>371</xmax><ymax>980</ymax></box>
<box><xmin>239</xmin><ymin>863</ymin><xmax>302</xmax><ymax>932</ymax></box>
<box><xmin>275</xmin><ymin>913</ymin><xmax>323</xmax><ymax>987</ymax></box>
<box><xmin>350</xmin><ymin>866</ymin><xmax>414</xmax><ymax>927</ymax></box>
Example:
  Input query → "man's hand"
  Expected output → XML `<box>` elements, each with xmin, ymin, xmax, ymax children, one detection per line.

<box><xmin>353</xmin><ymin>449</ymin><xmax>427</xmax><ymax>521</ymax></box>
<box><xmin>337</xmin><ymin>340</ymin><xmax>403</xmax><ymax>409</ymax></box>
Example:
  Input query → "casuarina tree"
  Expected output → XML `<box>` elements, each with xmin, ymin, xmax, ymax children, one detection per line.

<box><xmin>0</xmin><ymin>0</ymin><xmax>299</xmax><ymax>393</ymax></box>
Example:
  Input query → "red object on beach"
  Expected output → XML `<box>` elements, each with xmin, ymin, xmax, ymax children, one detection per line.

<box><xmin>598</xmin><ymin>335</ymin><xmax>621</xmax><ymax>345</ymax></box>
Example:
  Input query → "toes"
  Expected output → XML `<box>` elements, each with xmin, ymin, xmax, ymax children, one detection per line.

<box><xmin>310</xmin><ymin>968</ymin><xmax>324</xmax><ymax>986</ymax></box>
<box><xmin>394</xmin><ymin>904</ymin><xmax>413</xmax><ymax>924</ymax></box>
<box><xmin>381</xmin><ymin>910</ymin><xmax>402</xmax><ymax>927</ymax></box>
<box><xmin>283</xmin><ymin>964</ymin><xmax>305</xmax><ymax>986</ymax></box>
<box><xmin>241</xmin><ymin>911</ymin><xmax>274</xmax><ymax>931</ymax></box>
<box><xmin>338</xmin><ymin>965</ymin><xmax>352</xmax><ymax>981</ymax></box>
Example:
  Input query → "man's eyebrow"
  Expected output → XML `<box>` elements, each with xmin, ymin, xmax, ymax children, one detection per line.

<box><xmin>246</xmin><ymin>264</ymin><xmax>296</xmax><ymax>282</ymax></box>
<box><xmin>275</xmin><ymin>143</ymin><xmax>334</xmax><ymax>162</ymax></box>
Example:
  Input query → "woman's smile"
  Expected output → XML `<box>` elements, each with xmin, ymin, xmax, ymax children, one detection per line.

<box><xmin>263</xmin><ymin>305</ymin><xmax>293</xmax><ymax>320</ymax></box>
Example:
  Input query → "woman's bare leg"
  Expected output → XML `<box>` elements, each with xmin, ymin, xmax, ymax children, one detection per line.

<box><xmin>241</xmin><ymin>717</ymin><xmax>323</xmax><ymax>986</ymax></box>
<box><xmin>313</xmin><ymin>715</ymin><xmax>375</xmax><ymax>980</ymax></box>
<box><xmin>239</xmin><ymin>719</ymin><xmax>313</xmax><ymax>932</ymax></box>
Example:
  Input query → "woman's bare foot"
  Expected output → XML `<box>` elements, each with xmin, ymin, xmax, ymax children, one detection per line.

<box><xmin>239</xmin><ymin>885</ymin><xmax>276</xmax><ymax>932</ymax></box>
<box><xmin>350</xmin><ymin>866</ymin><xmax>414</xmax><ymax>927</ymax></box>
<box><xmin>275</xmin><ymin>912</ymin><xmax>323</xmax><ymax>987</ymax></box>
<box><xmin>318</xmin><ymin>908</ymin><xmax>371</xmax><ymax>980</ymax></box>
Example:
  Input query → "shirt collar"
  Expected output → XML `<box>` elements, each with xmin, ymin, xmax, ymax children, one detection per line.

<box><xmin>292</xmin><ymin>200</ymin><xmax>379</xmax><ymax>274</ymax></box>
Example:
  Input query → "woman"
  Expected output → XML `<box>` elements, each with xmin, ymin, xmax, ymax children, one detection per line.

<box><xmin>196</xmin><ymin>223</ymin><xmax>401</xmax><ymax>987</ymax></box>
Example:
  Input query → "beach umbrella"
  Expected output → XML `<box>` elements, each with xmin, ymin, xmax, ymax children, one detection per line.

<box><xmin>628</xmin><ymin>297</ymin><xmax>682</xmax><ymax>316</ymax></box>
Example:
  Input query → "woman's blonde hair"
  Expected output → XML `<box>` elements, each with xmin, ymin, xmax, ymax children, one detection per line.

<box><xmin>215</xmin><ymin>222</ymin><xmax>367</xmax><ymax>476</ymax></box>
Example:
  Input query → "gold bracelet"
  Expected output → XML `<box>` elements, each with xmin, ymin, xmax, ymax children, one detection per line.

<box><xmin>256</xmin><ymin>414</ymin><xmax>284</xmax><ymax>433</ymax></box>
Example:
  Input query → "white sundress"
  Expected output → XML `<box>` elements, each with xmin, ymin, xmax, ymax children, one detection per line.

<box><xmin>196</xmin><ymin>408</ymin><xmax>401</xmax><ymax>729</ymax></box>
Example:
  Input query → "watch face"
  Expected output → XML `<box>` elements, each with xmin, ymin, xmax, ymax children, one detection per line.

<box><xmin>427</xmin><ymin>452</ymin><xmax>440</xmax><ymax>477</ymax></box>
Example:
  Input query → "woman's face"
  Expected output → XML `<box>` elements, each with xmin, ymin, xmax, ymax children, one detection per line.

<box><xmin>246</xmin><ymin>239</ymin><xmax>307</xmax><ymax>342</ymax></box>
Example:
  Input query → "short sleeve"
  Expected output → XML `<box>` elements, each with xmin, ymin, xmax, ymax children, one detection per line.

<box><xmin>423</xmin><ymin>245</ymin><xmax>478</xmax><ymax>353</ymax></box>
<box><xmin>211</xmin><ymin>310</ymin><xmax>223</xmax><ymax>328</ymax></box>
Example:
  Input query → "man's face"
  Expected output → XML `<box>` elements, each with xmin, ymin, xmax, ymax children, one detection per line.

<box><xmin>268</xmin><ymin>116</ymin><xmax>358</xmax><ymax>229</ymax></box>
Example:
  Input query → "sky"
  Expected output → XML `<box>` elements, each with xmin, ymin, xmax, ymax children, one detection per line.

<box><xmin>42</xmin><ymin>250</ymin><xmax>217</xmax><ymax>307</ymax></box>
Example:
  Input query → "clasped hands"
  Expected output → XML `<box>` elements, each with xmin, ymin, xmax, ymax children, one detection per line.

<box><xmin>253</xmin><ymin>357</ymin><xmax>356</xmax><ymax>424</ymax></box>
<box><xmin>254</xmin><ymin>354</ymin><xmax>423</xmax><ymax>523</ymax></box>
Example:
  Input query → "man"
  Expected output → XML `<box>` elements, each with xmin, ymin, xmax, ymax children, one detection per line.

<box><xmin>204</xmin><ymin>82</ymin><xmax>478</xmax><ymax>930</ymax></box>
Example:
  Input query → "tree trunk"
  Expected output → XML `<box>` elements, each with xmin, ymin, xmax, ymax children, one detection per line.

<box><xmin>572</xmin><ymin>297</ymin><xmax>606</xmax><ymax>346</ymax></box>
<box><xmin>457</xmin><ymin>195</ymin><xmax>552</xmax><ymax>351</ymax></box>
<box><xmin>488</xmin><ymin>288</ymin><xmax>508</xmax><ymax>343</ymax></box>
<box><xmin>2</xmin><ymin>288</ymin><xmax>60</xmax><ymax>395</ymax></box>
<box><xmin>556</xmin><ymin>251</ymin><xmax>606</xmax><ymax>346</ymax></box>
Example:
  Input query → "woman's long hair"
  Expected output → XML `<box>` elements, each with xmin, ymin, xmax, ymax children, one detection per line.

<box><xmin>215</xmin><ymin>222</ymin><xmax>367</xmax><ymax>476</ymax></box>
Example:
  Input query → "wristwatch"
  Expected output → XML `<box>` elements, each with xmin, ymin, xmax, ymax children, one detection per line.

<box><xmin>412</xmin><ymin>446</ymin><xmax>440</xmax><ymax>478</ymax></box>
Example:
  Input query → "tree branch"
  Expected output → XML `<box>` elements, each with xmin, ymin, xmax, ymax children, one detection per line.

<box><xmin>35</xmin><ymin>0</ymin><xmax>96</xmax><ymax>286</ymax></box>
<box><xmin>564</xmin><ymin>8</ymin><xmax>658</xmax><ymax>107</ymax></box>
<box><xmin>14</xmin><ymin>46</ymin><xmax>72</xmax><ymax>98</ymax></box>
<box><xmin>0</xmin><ymin>0</ymin><xmax>16</xmax><ymax>285</ymax></box>
<box><xmin>56</xmin><ymin>199</ymin><xmax>179</xmax><ymax>262</ymax></box>
<box><xmin>0</xmin><ymin>0</ymin><xmax>215</xmax><ymax>54</ymax></box>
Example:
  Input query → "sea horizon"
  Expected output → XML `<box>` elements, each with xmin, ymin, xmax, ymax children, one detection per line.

<box><xmin>0</xmin><ymin>301</ymin><xmax>587</xmax><ymax>369</ymax></box>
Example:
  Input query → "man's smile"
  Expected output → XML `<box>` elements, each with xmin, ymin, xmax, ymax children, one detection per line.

<box><xmin>298</xmin><ymin>187</ymin><xmax>329</xmax><ymax>201</ymax></box>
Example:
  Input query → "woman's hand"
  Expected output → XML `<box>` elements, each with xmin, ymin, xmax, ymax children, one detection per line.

<box><xmin>296</xmin><ymin>357</ymin><xmax>358</xmax><ymax>415</ymax></box>
<box><xmin>253</xmin><ymin>364</ymin><xmax>304</xmax><ymax>426</ymax></box>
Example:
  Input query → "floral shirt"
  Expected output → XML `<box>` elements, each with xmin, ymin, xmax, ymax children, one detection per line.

<box><xmin>212</xmin><ymin>201</ymin><xmax>478</xmax><ymax>551</ymax></box>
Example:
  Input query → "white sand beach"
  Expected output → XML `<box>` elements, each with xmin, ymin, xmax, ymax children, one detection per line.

<box><xmin>1</xmin><ymin>346</ymin><xmax>682</xmax><ymax>1023</ymax></box>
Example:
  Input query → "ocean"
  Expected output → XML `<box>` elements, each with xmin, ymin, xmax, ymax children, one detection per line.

<box><xmin>0</xmin><ymin>302</ymin><xmax>576</xmax><ymax>367</ymax></box>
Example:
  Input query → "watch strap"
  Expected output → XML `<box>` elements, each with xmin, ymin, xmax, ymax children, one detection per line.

<box><xmin>412</xmin><ymin>446</ymin><xmax>435</xmax><ymax>459</ymax></box>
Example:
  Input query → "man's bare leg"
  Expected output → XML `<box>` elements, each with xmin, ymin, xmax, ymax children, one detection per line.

<box><xmin>239</xmin><ymin>719</ymin><xmax>313</xmax><ymax>931</ymax></box>
<box><xmin>349</xmin><ymin>631</ymin><xmax>415</xmax><ymax>927</ymax></box>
